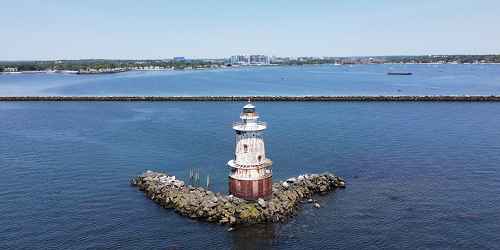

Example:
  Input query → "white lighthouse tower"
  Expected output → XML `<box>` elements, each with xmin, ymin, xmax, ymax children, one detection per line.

<box><xmin>227</xmin><ymin>102</ymin><xmax>273</xmax><ymax>200</ymax></box>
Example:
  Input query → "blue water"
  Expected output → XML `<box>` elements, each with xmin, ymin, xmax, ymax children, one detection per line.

<box><xmin>1</xmin><ymin>64</ymin><xmax>500</xmax><ymax>96</ymax></box>
<box><xmin>1</xmin><ymin>101</ymin><xmax>499</xmax><ymax>249</ymax></box>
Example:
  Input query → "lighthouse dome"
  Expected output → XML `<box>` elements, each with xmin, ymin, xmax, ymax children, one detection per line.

<box><xmin>243</xmin><ymin>103</ymin><xmax>256</xmax><ymax>113</ymax></box>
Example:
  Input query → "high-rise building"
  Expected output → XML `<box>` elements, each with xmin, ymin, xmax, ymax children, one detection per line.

<box><xmin>230</xmin><ymin>55</ymin><xmax>249</xmax><ymax>65</ymax></box>
<box><xmin>230</xmin><ymin>55</ymin><xmax>270</xmax><ymax>65</ymax></box>
<box><xmin>249</xmin><ymin>55</ymin><xmax>270</xmax><ymax>65</ymax></box>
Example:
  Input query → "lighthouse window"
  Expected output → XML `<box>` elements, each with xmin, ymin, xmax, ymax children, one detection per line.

<box><xmin>243</xmin><ymin>144</ymin><xmax>248</xmax><ymax>153</ymax></box>
<box><xmin>258</xmin><ymin>155</ymin><xmax>262</xmax><ymax>162</ymax></box>
<box><xmin>243</xmin><ymin>108</ymin><xmax>254</xmax><ymax>113</ymax></box>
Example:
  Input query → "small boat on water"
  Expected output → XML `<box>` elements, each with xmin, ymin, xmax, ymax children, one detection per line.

<box><xmin>387</xmin><ymin>72</ymin><xmax>413</xmax><ymax>75</ymax></box>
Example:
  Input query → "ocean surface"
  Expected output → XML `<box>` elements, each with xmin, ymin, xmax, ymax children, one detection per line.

<box><xmin>1</xmin><ymin>64</ymin><xmax>500</xmax><ymax>96</ymax></box>
<box><xmin>1</xmin><ymin>101</ymin><xmax>500</xmax><ymax>249</ymax></box>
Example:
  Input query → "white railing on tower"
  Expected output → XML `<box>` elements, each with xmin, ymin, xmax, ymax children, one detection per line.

<box><xmin>232</xmin><ymin>121</ymin><xmax>267</xmax><ymax>128</ymax></box>
<box><xmin>240</xmin><ymin>112</ymin><xmax>259</xmax><ymax>118</ymax></box>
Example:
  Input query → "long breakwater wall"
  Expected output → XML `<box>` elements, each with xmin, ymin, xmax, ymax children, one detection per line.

<box><xmin>2</xmin><ymin>96</ymin><xmax>500</xmax><ymax>102</ymax></box>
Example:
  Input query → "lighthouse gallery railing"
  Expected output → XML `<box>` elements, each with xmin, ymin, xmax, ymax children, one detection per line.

<box><xmin>232</xmin><ymin>121</ymin><xmax>267</xmax><ymax>127</ymax></box>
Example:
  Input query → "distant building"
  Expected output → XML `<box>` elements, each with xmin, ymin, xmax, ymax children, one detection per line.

<box><xmin>230</xmin><ymin>55</ymin><xmax>270</xmax><ymax>65</ymax></box>
<box><xmin>230</xmin><ymin>55</ymin><xmax>249</xmax><ymax>65</ymax></box>
<box><xmin>3</xmin><ymin>67</ymin><xmax>18</xmax><ymax>72</ymax></box>
<box><xmin>173</xmin><ymin>57</ymin><xmax>186</xmax><ymax>62</ymax></box>
<box><xmin>249</xmin><ymin>55</ymin><xmax>270</xmax><ymax>65</ymax></box>
<box><xmin>270</xmin><ymin>56</ymin><xmax>290</xmax><ymax>63</ymax></box>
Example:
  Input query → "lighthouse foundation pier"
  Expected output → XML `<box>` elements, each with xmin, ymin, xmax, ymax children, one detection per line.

<box><xmin>229</xmin><ymin>176</ymin><xmax>273</xmax><ymax>201</ymax></box>
<box><xmin>131</xmin><ymin>170</ymin><xmax>346</xmax><ymax>225</ymax></box>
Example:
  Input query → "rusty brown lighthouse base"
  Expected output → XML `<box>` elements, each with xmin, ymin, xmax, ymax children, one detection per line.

<box><xmin>229</xmin><ymin>176</ymin><xmax>272</xmax><ymax>201</ymax></box>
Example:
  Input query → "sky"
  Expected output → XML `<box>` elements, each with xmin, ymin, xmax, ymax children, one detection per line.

<box><xmin>1</xmin><ymin>0</ymin><xmax>499</xmax><ymax>60</ymax></box>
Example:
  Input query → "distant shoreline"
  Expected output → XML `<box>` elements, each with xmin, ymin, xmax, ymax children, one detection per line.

<box><xmin>2</xmin><ymin>62</ymin><xmax>500</xmax><ymax>75</ymax></box>
<box><xmin>2</xmin><ymin>96</ymin><xmax>500</xmax><ymax>102</ymax></box>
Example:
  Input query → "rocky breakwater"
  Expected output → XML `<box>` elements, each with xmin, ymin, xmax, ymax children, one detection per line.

<box><xmin>131</xmin><ymin>170</ymin><xmax>346</xmax><ymax>225</ymax></box>
<box><xmin>3</xmin><ymin>96</ymin><xmax>500</xmax><ymax>102</ymax></box>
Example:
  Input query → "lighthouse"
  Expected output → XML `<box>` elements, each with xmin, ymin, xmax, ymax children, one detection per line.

<box><xmin>228</xmin><ymin>102</ymin><xmax>273</xmax><ymax>200</ymax></box>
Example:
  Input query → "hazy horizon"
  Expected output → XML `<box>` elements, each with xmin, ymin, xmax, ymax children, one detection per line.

<box><xmin>2</xmin><ymin>0</ymin><xmax>500</xmax><ymax>60</ymax></box>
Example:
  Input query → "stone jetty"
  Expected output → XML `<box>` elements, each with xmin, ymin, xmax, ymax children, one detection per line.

<box><xmin>2</xmin><ymin>95</ymin><xmax>500</xmax><ymax>102</ymax></box>
<box><xmin>131</xmin><ymin>170</ymin><xmax>346</xmax><ymax>225</ymax></box>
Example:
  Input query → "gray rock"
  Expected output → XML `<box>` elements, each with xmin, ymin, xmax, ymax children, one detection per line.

<box><xmin>257</xmin><ymin>198</ymin><xmax>267</xmax><ymax>208</ymax></box>
<box><xmin>210</xmin><ymin>196</ymin><xmax>218</xmax><ymax>203</ymax></box>
<box><xmin>229</xmin><ymin>216</ymin><xmax>237</xmax><ymax>224</ymax></box>
<box><xmin>206</xmin><ymin>201</ymin><xmax>217</xmax><ymax>208</ymax></box>
<box><xmin>173</xmin><ymin>180</ymin><xmax>184</xmax><ymax>187</ymax></box>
